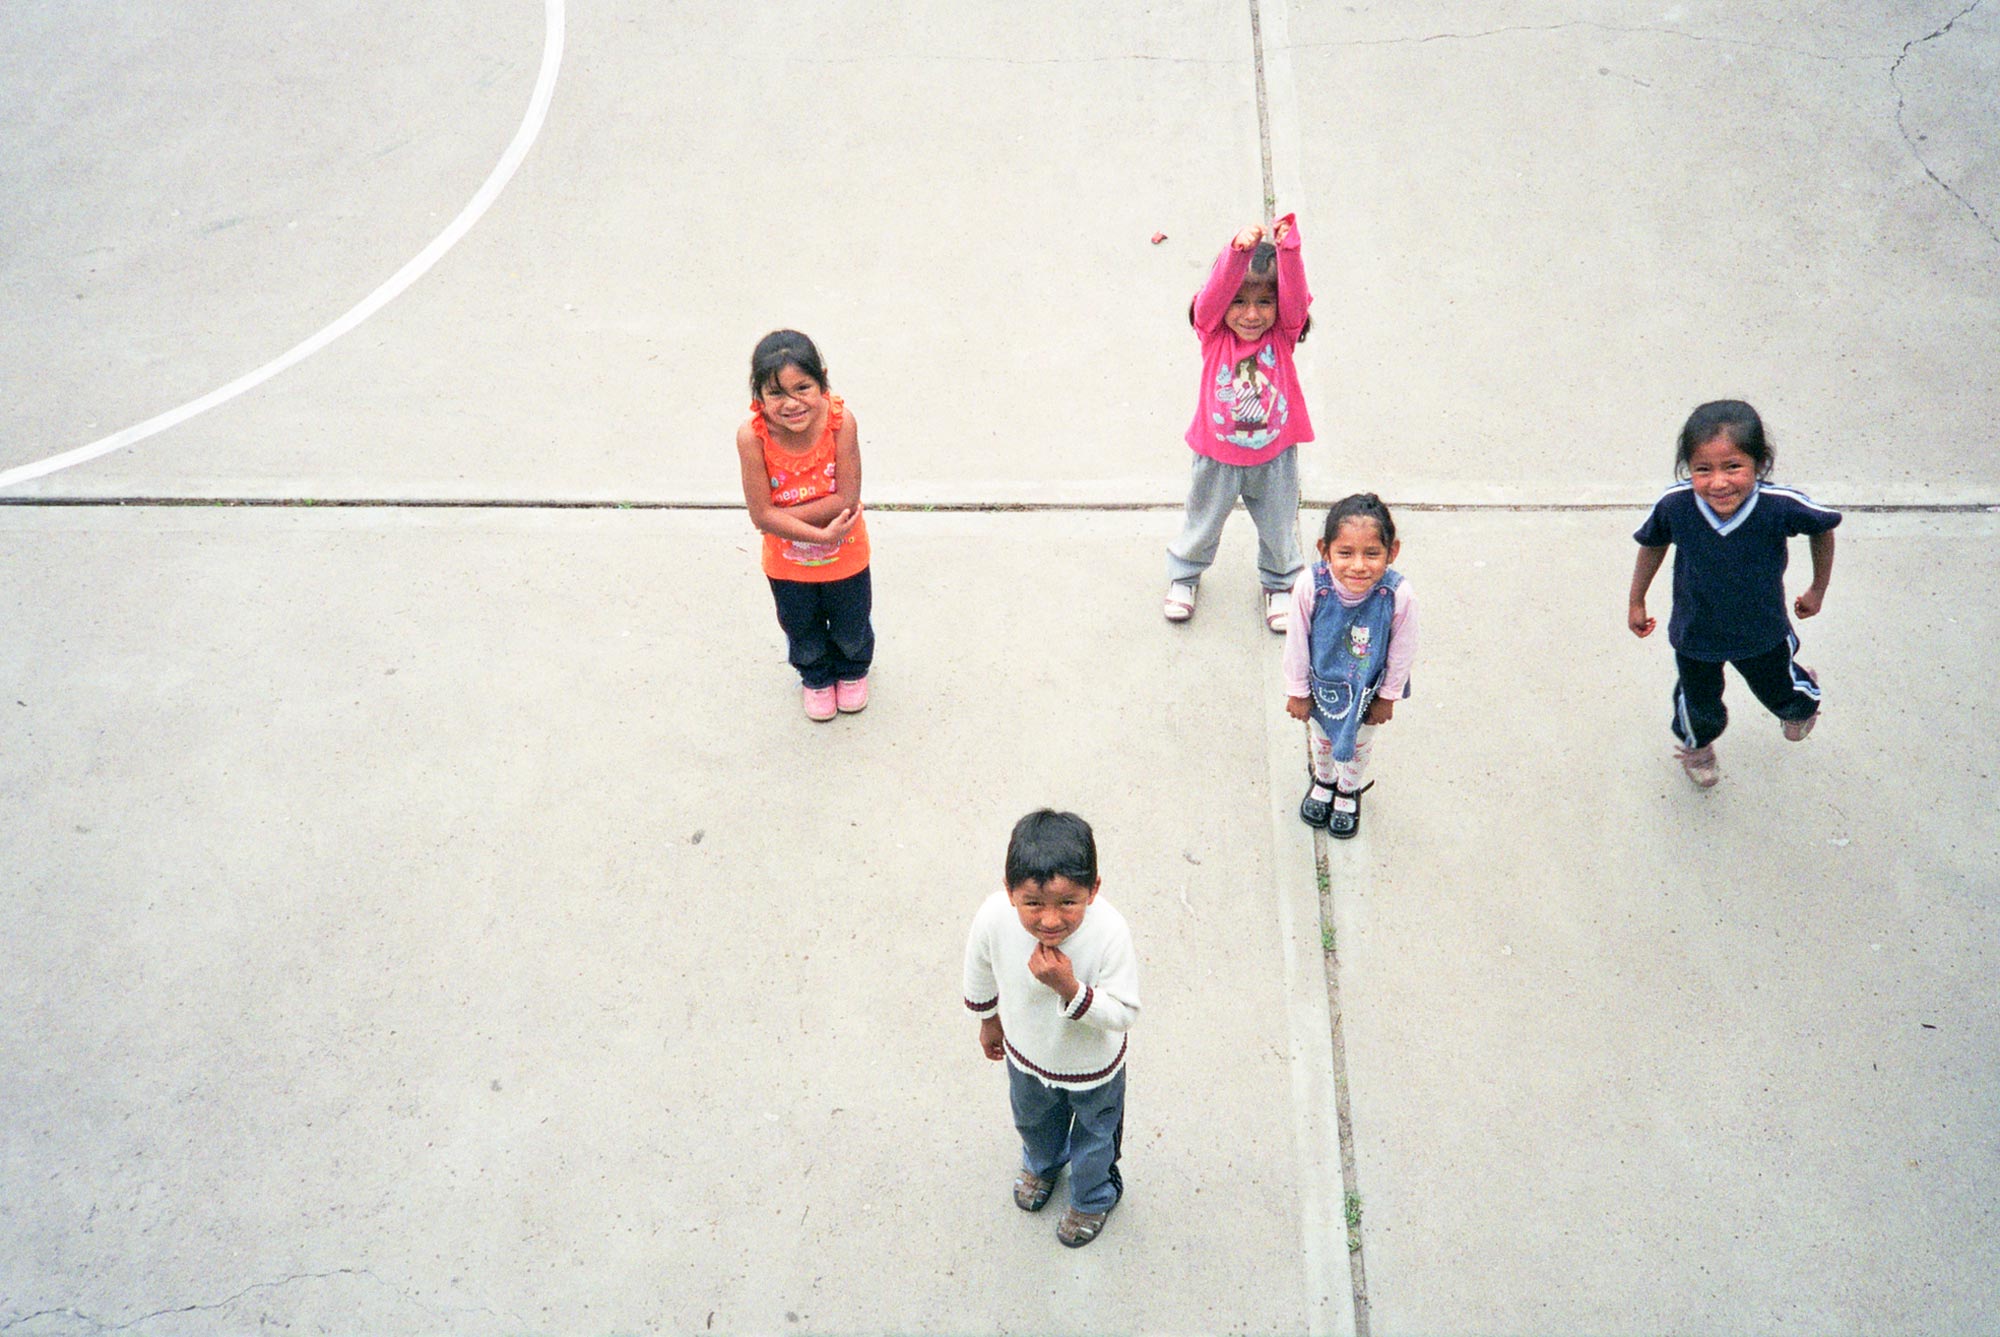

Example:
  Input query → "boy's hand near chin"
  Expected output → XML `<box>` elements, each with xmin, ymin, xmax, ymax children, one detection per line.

<box><xmin>1028</xmin><ymin>943</ymin><xmax>1079</xmax><ymax>1005</ymax></box>
<box><xmin>978</xmin><ymin>1015</ymin><xmax>1005</xmax><ymax>1061</ymax></box>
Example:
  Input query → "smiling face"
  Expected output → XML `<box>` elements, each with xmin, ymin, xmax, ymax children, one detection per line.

<box><xmin>1687</xmin><ymin>433</ymin><xmax>1759</xmax><ymax>518</ymax></box>
<box><xmin>1319</xmin><ymin>517</ymin><xmax>1401</xmax><ymax>596</ymax></box>
<box><xmin>1008</xmin><ymin>875</ymin><xmax>1099</xmax><ymax>947</ymax></box>
<box><xmin>1225</xmin><ymin>279</ymin><xmax>1278</xmax><ymax>342</ymax></box>
<box><xmin>757</xmin><ymin>363</ymin><xmax>826</xmax><ymax>438</ymax></box>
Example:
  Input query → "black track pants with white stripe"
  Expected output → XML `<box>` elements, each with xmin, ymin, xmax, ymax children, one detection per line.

<box><xmin>1672</xmin><ymin>634</ymin><xmax>1820</xmax><ymax>749</ymax></box>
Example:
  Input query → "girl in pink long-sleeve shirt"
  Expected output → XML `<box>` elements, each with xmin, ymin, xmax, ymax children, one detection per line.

<box><xmin>1284</xmin><ymin>495</ymin><xmax>1418</xmax><ymax>839</ymax></box>
<box><xmin>1164</xmin><ymin>215</ymin><xmax>1314</xmax><ymax>633</ymax></box>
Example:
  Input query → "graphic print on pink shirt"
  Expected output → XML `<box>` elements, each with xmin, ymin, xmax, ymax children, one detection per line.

<box><xmin>1211</xmin><ymin>343</ymin><xmax>1290</xmax><ymax>450</ymax></box>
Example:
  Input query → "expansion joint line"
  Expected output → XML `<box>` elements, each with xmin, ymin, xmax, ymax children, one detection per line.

<box><xmin>1249</xmin><ymin>0</ymin><xmax>1278</xmax><ymax>218</ymax></box>
<box><xmin>1251</xmin><ymin>5</ymin><xmax>1366</xmax><ymax>1331</ymax></box>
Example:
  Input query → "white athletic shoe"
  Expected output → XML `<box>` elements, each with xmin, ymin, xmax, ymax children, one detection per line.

<box><xmin>1264</xmin><ymin>589</ymin><xmax>1289</xmax><ymax>634</ymax></box>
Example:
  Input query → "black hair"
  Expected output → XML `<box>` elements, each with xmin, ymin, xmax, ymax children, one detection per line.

<box><xmin>1186</xmin><ymin>241</ymin><xmax>1312</xmax><ymax>341</ymax></box>
<box><xmin>1320</xmin><ymin>492</ymin><xmax>1396</xmax><ymax>547</ymax></box>
<box><xmin>1675</xmin><ymin>400</ymin><xmax>1774</xmax><ymax>479</ymax></box>
<box><xmin>1004</xmin><ymin>809</ymin><xmax>1098</xmax><ymax>890</ymax></box>
<box><xmin>749</xmin><ymin>329</ymin><xmax>828</xmax><ymax>399</ymax></box>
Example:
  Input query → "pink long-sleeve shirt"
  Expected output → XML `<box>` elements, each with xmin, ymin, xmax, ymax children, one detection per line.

<box><xmin>1283</xmin><ymin>570</ymin><xmax>1419</xmax><ymax>701</ymax></box>
<box><xmin>1185</xmin><ymin>216</ymin><xmax>1314</xmax><ymax>467</ymax></box>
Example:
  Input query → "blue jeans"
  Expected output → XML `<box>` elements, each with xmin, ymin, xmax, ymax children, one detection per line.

<box><xmin>1009</xmin><ymin>1063</ymin><xmax>1126</xmax><ymax>1213</ymax></box>
<box><xmin>768</xmin><ymin>569</ymin><xmax>873</xmax><ymax>690</ymax></box>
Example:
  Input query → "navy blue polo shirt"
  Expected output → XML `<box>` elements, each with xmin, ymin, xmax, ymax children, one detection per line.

<box><xmin>1634</xmin><ymin>482</ymin><xmax>1841</xmax><ymax>661</ymax></box>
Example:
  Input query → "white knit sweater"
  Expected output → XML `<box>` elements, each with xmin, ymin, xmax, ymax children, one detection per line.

<box><xmin>961</xmin><ymin>891</ymin><xmax>1140</xmax><ymax>1090</ymax></box>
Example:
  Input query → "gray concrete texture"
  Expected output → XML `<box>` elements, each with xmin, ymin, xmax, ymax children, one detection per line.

<box><xmin>2</xmin><ymin>0</ymin><xmax>1996</xmax><ymax>1334</ymax></box>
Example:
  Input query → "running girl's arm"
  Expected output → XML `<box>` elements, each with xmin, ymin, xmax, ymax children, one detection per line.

<box><xmin>1271</xmin><ymin>213</ymin><xmax>1311</xmax><ymax>336</ymax></box>
<box><xmin>736</xmin><ymin>421</ymin><xmax>861</xmax><ymax>545</ymax></box>
<box><xmin>1629</xmin><ymin>545</ymin><xmax>1668</xmax><ymax>637</ymax></box>
<box><xmin>1190</xmin><ymin>229</ymin><xmax>1260</xmax><ymax>333</ymax></box>
<box><xmin>1794</xmin><ymin>529</ymin><xmax>1835</xmax><ymax>618</ymax></box>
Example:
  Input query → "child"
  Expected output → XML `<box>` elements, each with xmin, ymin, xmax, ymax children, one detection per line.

<box><xmin>735</xmin><ymin>329</ymin><xmax>872</xmax><ymax>721</ymax></box>
<box><xmin>1165</xmin><ymin>214</ymin><xmax>1314</xmax><ymax>633</ymax></box>
<box><xmin>1285</xmin><ymin>494</ymin><xmax>1418</xmax><ymax>838</ymax></box>
<box><xmin>1629</xmin><ymin>400</ymin><xmax>1839</xmax><ymax>787</ymax></box>
<box><xmin>963</xmin><ymin>810</ymin><xmax>1140</xmax><ymax>1248</ymax></box>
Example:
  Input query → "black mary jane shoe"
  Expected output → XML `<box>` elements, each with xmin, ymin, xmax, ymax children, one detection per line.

<box><xmin>1299</xmin><ymin>775</ymin><xmax>1334</xmax><ymax>828</ymax></box>
<box><xmin>1326</xmin><ymin>782</ymin><xmax>1374</xmax><ymax>840</ymax></box>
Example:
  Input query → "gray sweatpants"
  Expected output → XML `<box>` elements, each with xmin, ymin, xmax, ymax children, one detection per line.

<box><xmin>1166</xmin><ymin>447</ymin><xmax>1304</xmax><ymax>592</ymax></box>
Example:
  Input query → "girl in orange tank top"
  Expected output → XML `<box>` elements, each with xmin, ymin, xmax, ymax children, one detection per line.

<box><xmin>734</xmin><ymin>330</ymin><xmax>874</xmax><ymax>721</ymax></box>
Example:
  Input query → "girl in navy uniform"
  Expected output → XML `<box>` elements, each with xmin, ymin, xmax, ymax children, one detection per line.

<box><xmin>1629</xmin><ymin>400</ymin><xmax>1839</xmax><ymax>788</ymax></box>
<box><xmin>1283</xmin><ymin>494</ymin><xmax>1419</xmax><ymax>837</ymax></box>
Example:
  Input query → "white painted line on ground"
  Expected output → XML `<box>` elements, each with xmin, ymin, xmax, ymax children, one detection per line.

<box><xmin>0</xmin><ymin>0</ymin><xmax>567</xmax><ymax>493</ymax></box>
<box><xmin>1266</xmin><ymin>635</ymin><xmax>1355</xmax><ymax>1337</ymax></box>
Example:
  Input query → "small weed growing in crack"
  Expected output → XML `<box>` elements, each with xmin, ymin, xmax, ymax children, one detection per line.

<box><xmin>1320</xmin><ymin>920</ymin><xmax>1335</xmax><ymax>952</ymax></box>
<box><xmin>1315</xmin><ymin>861</ymin><xmax>1330</xmax><ymax>897</ymax></box>
<box><xmin>1345</xmin><ymin>1191</ymin><xmax>1363</xmax><ymax>1228</ymax></box>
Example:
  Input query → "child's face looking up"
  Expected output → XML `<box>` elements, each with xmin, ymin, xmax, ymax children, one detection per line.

<box><xmin>1686</xmin><ymin>433</ymin><xmax>1758</xmax><ymax>519</ymax></box>
<box><xmin>758</xmin><ymin>364</ymin><xmax>825</xmax><ymax>437</ymax></box>
<box><xmin>1320</xmin><ymin>518</ymin><xmax>1400</xmax><ymax>596</ymax></box>
<box><xmin>1008</xmin><ymin>875</ymin><xmax>1099</xmax><ymax>947</ymax></box>
<box><xmin>1225</xmin><ymin>281</ymin><xmax>1278</xmax><ymax>342</ymax></box>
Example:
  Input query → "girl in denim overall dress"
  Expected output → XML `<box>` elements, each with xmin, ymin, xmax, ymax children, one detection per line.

<box><xmin>1283</xmin><ymin>494</ymin><xmax>1419</xmax><ymax>838</ymax></box>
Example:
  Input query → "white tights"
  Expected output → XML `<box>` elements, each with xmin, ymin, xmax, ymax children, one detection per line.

<box><xmin>1308</xmin><ymin>718</ymin><xmax>1376</xmax><ymax>794</ymax></box>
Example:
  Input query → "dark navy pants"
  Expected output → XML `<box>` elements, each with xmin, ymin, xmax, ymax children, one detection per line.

<box><xmin>768</xmin><ymin>569</ymin><xmax>873</xmax><ymax>690</ymax></box>
<box><xmin>1009</xmin><ymin>1063</ymin><xmax>1125</xmax><ymax>1213</ymax></box>
<box><xmin>1672</xmin><ymin>633</ymin><xmax>1819</xmax><ymax>749</ymax></box>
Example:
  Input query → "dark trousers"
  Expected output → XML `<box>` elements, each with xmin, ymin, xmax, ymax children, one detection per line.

<box><xmin>1672</xmin><ymin>634</ymin><xmax>1819</xmax><ymax>748</ymax></box>
<box><xmin>769</xmin><ymin>569</ymin><xmax>873</xmax><ymax>690</ymax></box>
<box><xmin>1009</xmin><ymin>1064</ymin><xmax>1126</xmax><ymax>1213</ymax></box>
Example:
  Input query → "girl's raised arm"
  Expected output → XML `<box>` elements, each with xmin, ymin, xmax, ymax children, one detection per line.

<box><xmin>1191</xmin><ymin>237</ymin><xmax>1257</xmax><ymax>334</ymax></box>
<box><xmin>1273</xmin><ymin>213</ymin><xmax>1311</xmax><ymax>334</ymax></box>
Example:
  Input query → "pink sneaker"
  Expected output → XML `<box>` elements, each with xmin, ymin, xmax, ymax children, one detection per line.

<box><xmin>1676</xmin><ymin>744</ymin><xmax>1719</xmax><ymax>788</ymax></box>
<box><xmin>835</xmin><ymin>676</ymin><xmax>870</xmax><ymax>713</ymax></box>
<box><xmin>1783</xmin><ymin>667</ymin><xmax>1819</xmax><ymax>741</ymax></box>
<box><xmin>803</xmin><ymin>685</ymin><xmax>837</xmax><ymax>721</ymax></box>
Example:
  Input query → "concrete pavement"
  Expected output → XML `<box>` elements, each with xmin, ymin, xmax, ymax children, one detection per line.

<box><xmin>3</xmin><ymin>1</ymin><xmax>1996</xmax><ymax>1333</ymax></box>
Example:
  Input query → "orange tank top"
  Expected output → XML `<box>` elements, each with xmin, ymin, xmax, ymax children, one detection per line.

<box><xmin>751</xmin><ymin>395</ymin><xmax>870</xmax><ymax>582</ymax></box>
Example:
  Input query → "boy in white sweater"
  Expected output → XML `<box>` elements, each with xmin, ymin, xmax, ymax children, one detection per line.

<box><xmin>963</xmin><ymin>810</ymin><xmax>1141</xmax><ymax>1248</ymax></box>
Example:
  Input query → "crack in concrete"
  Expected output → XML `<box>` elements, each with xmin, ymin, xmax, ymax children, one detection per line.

<box><xmin>1890</xmin><ymin>0</ymin><xmax>1997</xmax><ymax>247</ymax></box>
<box><xmin>1286</xmin><ymin>20</ymin><xmax>1877</xmax><ymax>64</ymax></box>
<box><xmin>1</xmin><ymin>1268</ymin><xmax>515</xmax><ymax>1335</ymax></box>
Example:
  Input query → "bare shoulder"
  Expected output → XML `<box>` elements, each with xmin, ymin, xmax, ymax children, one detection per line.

<box><xmin>836</xmin><ymin>407</ymin><xmax>859</xmax><ymax>442</ymax></box>
<box><xmin>735</xmin><ymin>418</ymin><xmax>762</xmax><ymax>455</ymax></box>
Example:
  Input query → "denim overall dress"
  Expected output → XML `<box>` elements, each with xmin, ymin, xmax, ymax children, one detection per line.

<box><xmin>1308</xmin><ymin>565</ymin><xmax>1406</xmax><ymax>762</ymax></box>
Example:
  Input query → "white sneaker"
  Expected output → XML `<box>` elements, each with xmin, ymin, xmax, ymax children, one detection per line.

<box><xmin>1264</xmin><ymin>589</ymin><xmax>1289</xmax><ymax>633</ymax></box>
<box><xmin>1163</xmin><ymin>581</ymin><xmax>1197</xmax><ymax>622</ymax></box>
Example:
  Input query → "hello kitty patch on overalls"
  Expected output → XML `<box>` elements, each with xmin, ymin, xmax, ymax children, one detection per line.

<box><xmin>1307</xmin><ymin>564</ymin><xmax>1406</xmax><ymax>762</ymax></box>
